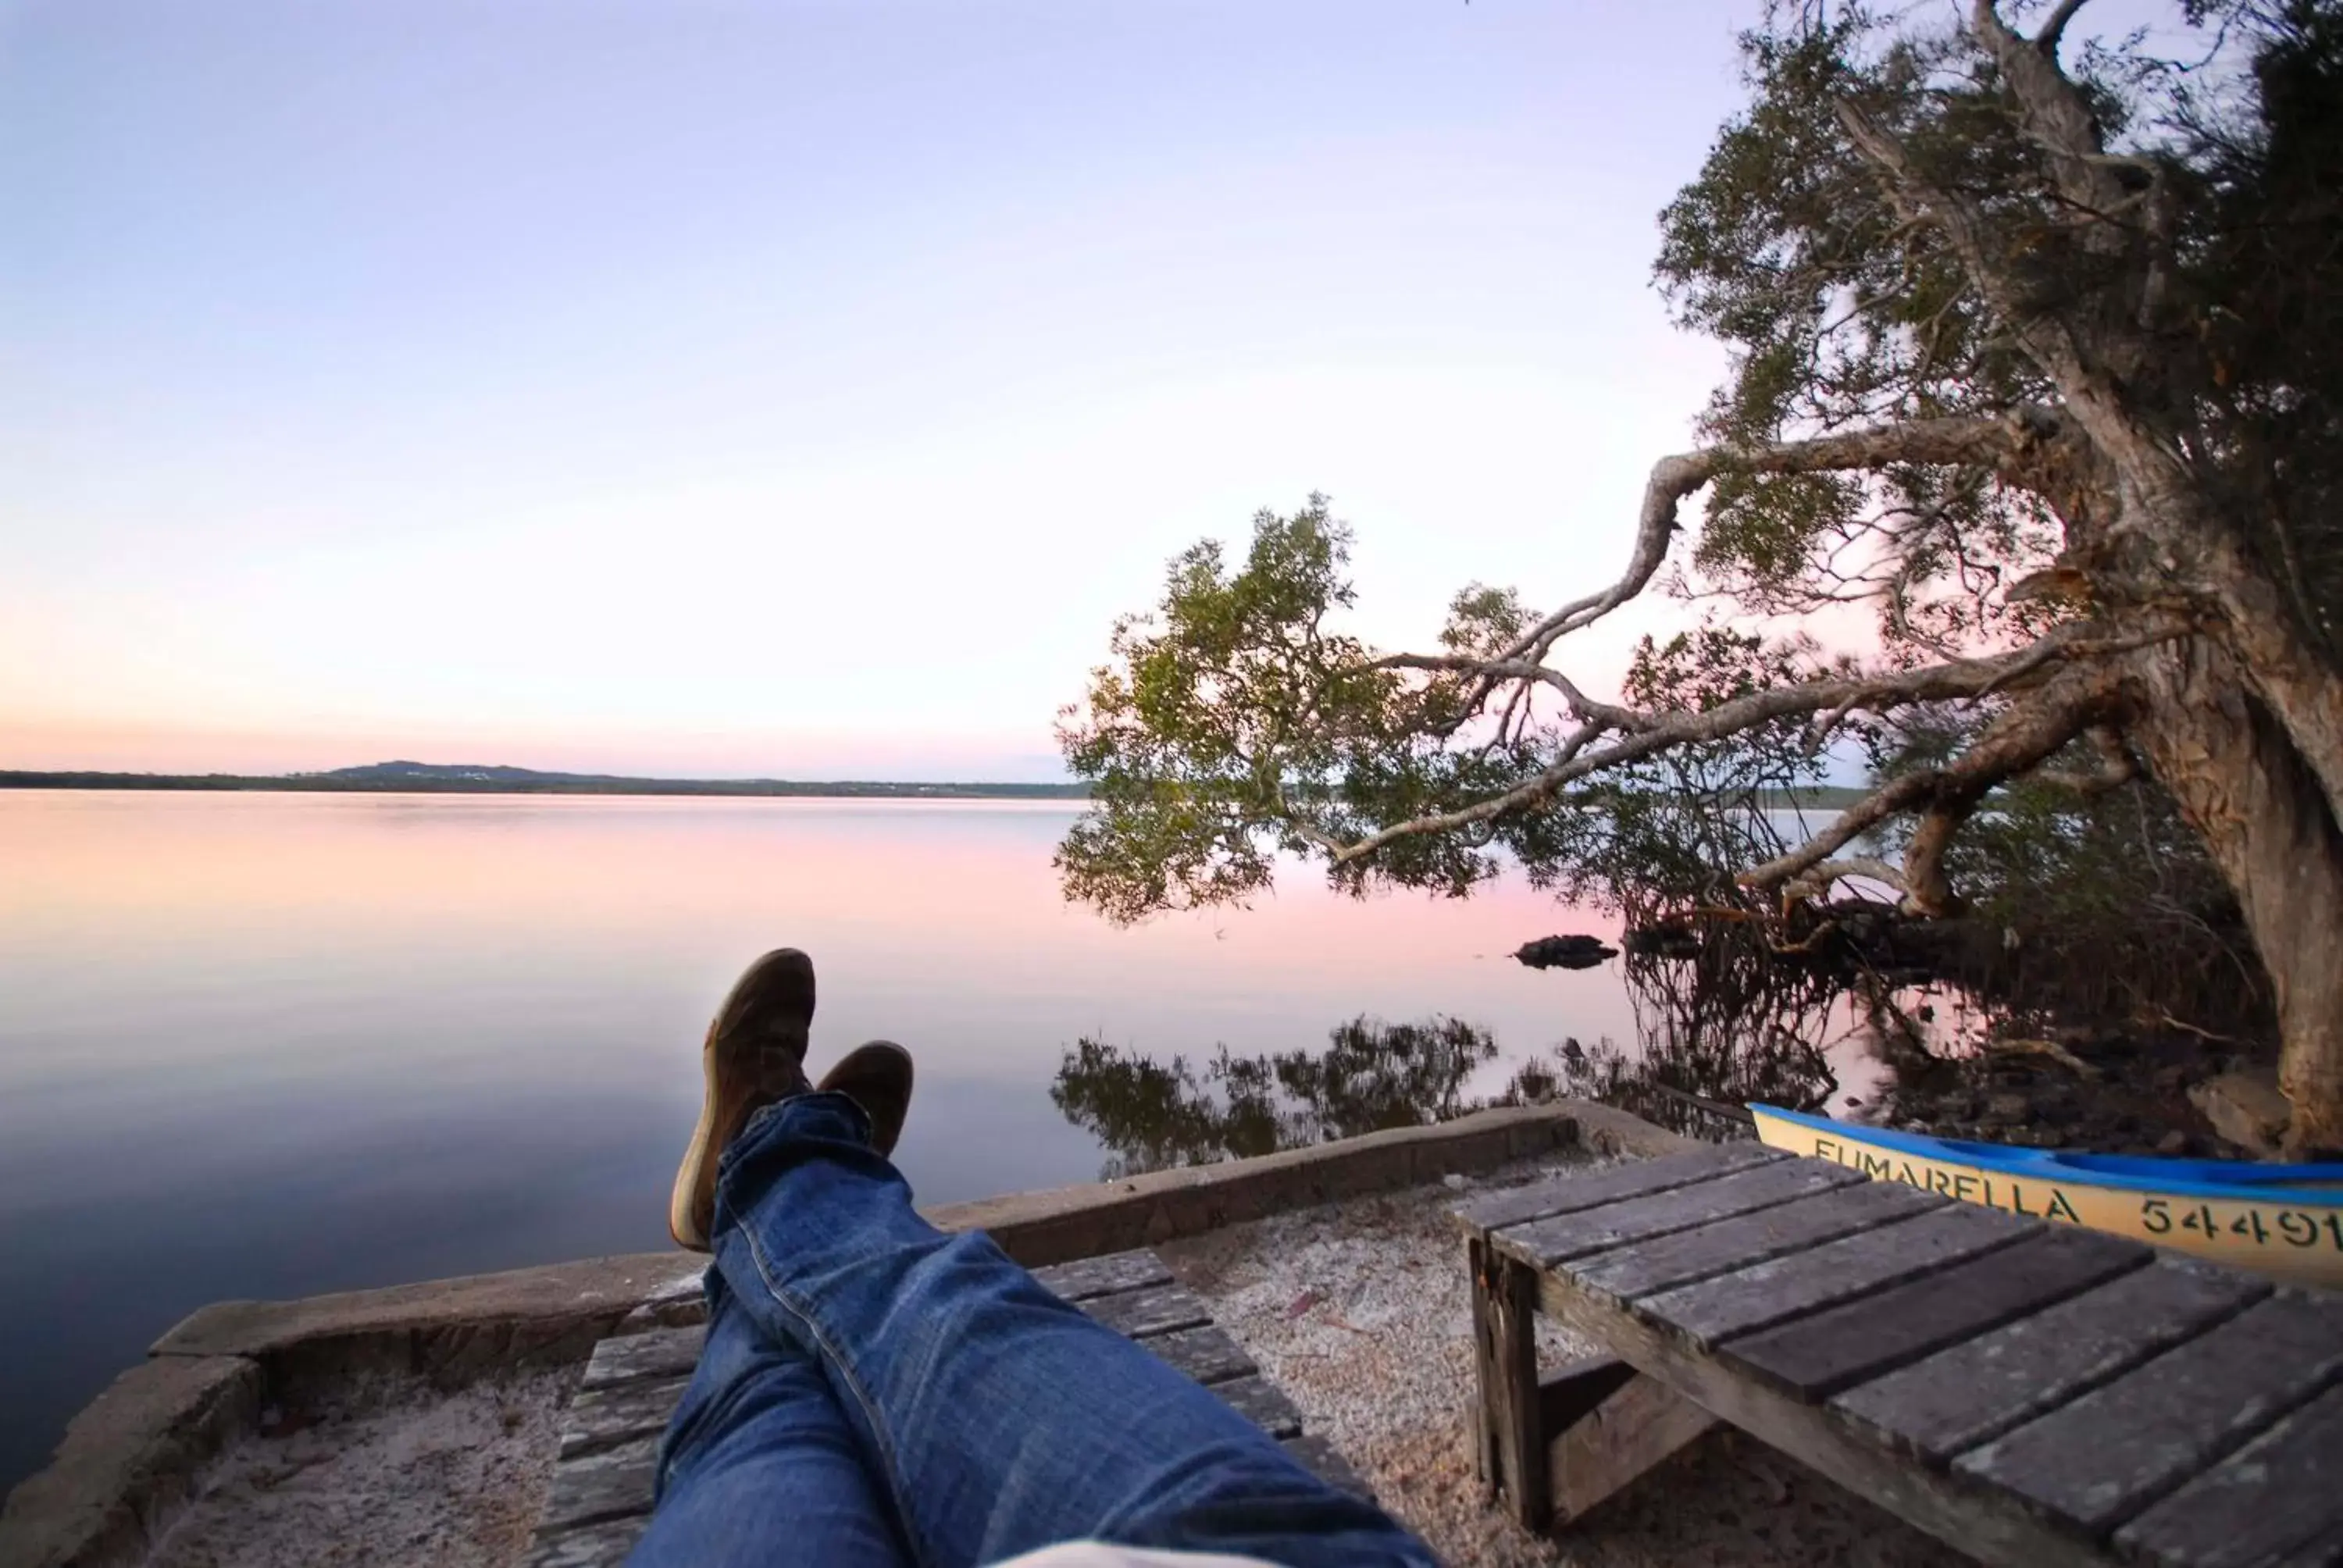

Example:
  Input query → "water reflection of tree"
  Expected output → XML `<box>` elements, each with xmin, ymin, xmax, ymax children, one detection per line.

<box><xmin>1551</xmin><ymin>932</ymin><xmax>1849</xmax><ymax>1141</ymax></box>
<box><xmin>1051</xmin><ymin>1016</ymin><xmax>1510</xmax><ymax>1180</ymax></box>
<box><xmin>1050</xmin><ymin>932</ymin><xmax>2003</xmax><ymax>1173</ymax></box>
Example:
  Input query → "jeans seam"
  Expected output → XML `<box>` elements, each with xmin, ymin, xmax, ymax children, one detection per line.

<box><xmin>740</xmin><ymin>1221</ymin><xmax>936</xmax><ymax>1568</ymax></box>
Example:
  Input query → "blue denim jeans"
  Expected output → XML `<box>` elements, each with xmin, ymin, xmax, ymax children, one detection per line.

<box><xmin>629</xmin><ymin>1092</ymin><xmax>1436</xmax><ymax>1568</ymax></box>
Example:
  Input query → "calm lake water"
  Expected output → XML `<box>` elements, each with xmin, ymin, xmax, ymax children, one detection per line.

<box><xmin>0</xmin><ymin>787</ymin><xmax>1712</xmax><ymax>1491</ymax></box>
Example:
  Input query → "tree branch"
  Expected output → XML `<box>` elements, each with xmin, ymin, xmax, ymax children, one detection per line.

<box><xmin>2033</xmin><ymin>724</ymin><xmax>2138</xmax><ymax>793</ymax></box>
<box><xmin>1323</xmin><ymin>616</ymin><xmax>2182</xmax><ymax>869</ymax></box>
<box><xmin>1780</xmin><ymin>857</ymin><xmax>1909</xmax><ymax>903</ymax></box>
<box><xmin>1836</xmin><ymin>100</ymin><xmax>2102</xmax><ymax>403</ymax></box>
<box><xmin>1971</xmin><ymin>0</ymin><xmax>2136</xmax><ymax>222</ymax></box>
<box><xmin>1373</xmin><ymin>653</ymin><xmax>1646</xmax><ymax>734</ymax></box>
<box><xmin>1742</xmin><ymin>659</ymin><xmax>2131</xmax><ymax>914</ymax></box>
<box><xmin>2034</xmin><ymin>0</ymin><xmax>2093</xmax><ymax>57</ymax></box>
<box><xmin>1490</xmin><ymin>412</ymin><xmax>2059</xmax><ymax>668</ymax></box>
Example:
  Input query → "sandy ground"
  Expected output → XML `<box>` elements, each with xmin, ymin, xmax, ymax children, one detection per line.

<box><xmin>1159</xmin><ymin>1160</ymin><xmax>1971</xmax><ymax>1568</ymax></box>
<box><xmin>143</xmin><ymin>1368</ymin><xmax>573</xmax><ymax>1568</ymax></box>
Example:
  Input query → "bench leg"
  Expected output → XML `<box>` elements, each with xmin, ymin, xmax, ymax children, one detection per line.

<box><xmin>1540</xmin><ymin>1356</ymin><xmax>1716</xmax><ymax>1527</ymax></box>
<box><xmin>1468</xmin><ymin>1237</ymin><xmax>1550</xmax><ymax>1530</ymax></box>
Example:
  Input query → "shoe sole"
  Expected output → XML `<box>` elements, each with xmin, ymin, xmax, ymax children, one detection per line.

<box><xmin>668</xmin><ymin>949</ymin><xmax>815</xmax><ymax>1251</ymax></box>
<box><xmin>667</xmin><ymin>1046</ymin><xmax>727</xmax><ymax>1250</ymax></box>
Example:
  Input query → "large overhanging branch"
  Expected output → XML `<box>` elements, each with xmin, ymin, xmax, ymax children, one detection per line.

<box><xmin>1742</xmin><ymin>658</ymin><xmax>2131</xmax><ymax>912</ymax></box>
<box><xmin>1320</xmin><ymin>614</ymin><xmax>2189</xmax><ymax>869</ymax></box>
<box><xmin>1377</xmin><ymin>411</ymin><xmax>2069</xmax><ymax>754</ymax></box>
<box><xmin>1482</xmin><ymin>411</ymin><xmax>2062</xmax><ymax>676</ymax></box>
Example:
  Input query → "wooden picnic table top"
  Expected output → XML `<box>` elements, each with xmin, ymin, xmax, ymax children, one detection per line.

<box><xmin>1452</xmin><ymin>1142</ymin><xmax>2343</xmax><ymax>1568</ymax></box>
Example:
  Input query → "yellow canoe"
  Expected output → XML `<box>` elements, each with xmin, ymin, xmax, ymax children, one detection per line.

<box><xmin>1750</xmin><ymin>1104</ymin><xmax>2343</xmax><ymax>1290</ymax></box>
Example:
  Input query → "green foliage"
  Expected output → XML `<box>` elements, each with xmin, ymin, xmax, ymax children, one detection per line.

<box><xmin>1056</xmin><ymin>2</ymin><xmax>2341</xmax><ymax>932</ymax></box>
<box><xmin>1525</xmin><ymin>627</ymin><xmax>1838</xmax><ymax>913</ymax></box>
<box><xmin>1054</xmin><ymin>502</ymin><xmax>1837</xmax><ymax>921</ymax></box>
<box><xmin>1659</xmin><ymin>0</ymin><xmax>2343</xmax><ymax>656</ymax></box>
<box><xmin>1653</xmin><ymin>5</ymin><xmax>2064</xmax><ymax>643</ymax></box>
<box><xmin>1054</xmin><ymin>497</ymin><xmax>1411</xmax><ymax>921</ymax></box>
<box><xmin>2188</xmin><ymin>0</ymin><xmax>2343</xmax><ymax>661</ymax></box>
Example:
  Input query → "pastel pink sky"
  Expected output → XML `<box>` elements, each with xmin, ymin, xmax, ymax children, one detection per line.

<box><xmin>1</xmin><ymin>0</ymin><xmax>1868</xmax><ymax>779</ymax></box>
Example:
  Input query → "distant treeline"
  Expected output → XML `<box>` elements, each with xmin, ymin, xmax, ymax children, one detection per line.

<box><xmin>1752</xmin><ymin>785</ymin><xmax>1869</xmax><ymax>810</ymax></box>
<box><xmin>0</xmin><ymin>760</ymin><xmax>1091</xmax><ymax>800</ymax></box>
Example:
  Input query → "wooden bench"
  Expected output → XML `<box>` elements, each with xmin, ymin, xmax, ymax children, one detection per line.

<box><xmin>526</xmin><ymin>1248</ymin><xmax>1369</xmax><ymax>1566</ymax></box>
<box><xmin>1452</xmin><ymin>1142</ymin><xmax>2343</xmax><ymax>1568</ymax></box>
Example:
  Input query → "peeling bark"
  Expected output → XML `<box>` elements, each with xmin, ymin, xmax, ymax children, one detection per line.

<box><xmin>2124</xmin><ymin>640</ymin><xmax>2343</xmax><ymax>1156</ymax></box>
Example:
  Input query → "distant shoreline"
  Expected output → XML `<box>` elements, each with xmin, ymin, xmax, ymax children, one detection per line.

<box><xmin>0</xmin><ymin>764</ymin><xmax>1089</xmax><ymax>800</ymax></box>
<box><xmin>0</xmin><ymin>763</ymin><xmax>1867</xmax><ymax>809</ymax></box>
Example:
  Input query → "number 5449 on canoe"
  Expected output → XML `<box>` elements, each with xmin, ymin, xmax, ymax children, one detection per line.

<box><xmin>1751</xmin><ymin>1104</ymin><xmax>2343</xmax><ymax>1289</ymax></box>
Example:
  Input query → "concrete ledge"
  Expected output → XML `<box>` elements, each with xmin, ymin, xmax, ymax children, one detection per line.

<box><xmin>0</xmin><ymin>1356</ymin><xmax>259</xmax><ymax>1568</ymax></box>
<box><xmin>154</xmin><ymin>1102</ymin><xmax>1599</xmax><ymax>1371</ymax></box>
<box><xmin>1558</xmin><ymin>1098</ymin><xmax>1701</xmax><ymax>1159</ymax></box>
<box><xmin>153</xmin><ymin>1253</ymin><xmax>704</xmax><ymax>1367</ymax></box>
<box><xmin>929</xmin><ymin>1102</ymin><xmax>1590</xmax><ymax>1267</ymax></box>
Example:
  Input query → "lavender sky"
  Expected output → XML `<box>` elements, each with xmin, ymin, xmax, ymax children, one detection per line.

<box><xmin>3</xmin><ymin>0</ymin><xmax>1784</xmax><ymax>779</ymax></box>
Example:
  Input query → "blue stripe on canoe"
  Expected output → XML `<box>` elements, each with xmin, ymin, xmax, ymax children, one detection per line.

<box><xmin>1749</xmin><ymin>1103</ymin><xmax>2343</xmax><ymax>1203</ymax></box>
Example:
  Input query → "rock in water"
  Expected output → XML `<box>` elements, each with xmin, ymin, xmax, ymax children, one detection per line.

<box><xmin>1511</xmin><ymin>934</ymin><xmax>1618</xmax><ymax>971</ymax></box>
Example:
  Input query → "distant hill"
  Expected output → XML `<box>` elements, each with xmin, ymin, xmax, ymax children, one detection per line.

<box><xmin>0</xmin><ymin>761</ymin><xmax>1091</xmax><ymax>800</ymax></box>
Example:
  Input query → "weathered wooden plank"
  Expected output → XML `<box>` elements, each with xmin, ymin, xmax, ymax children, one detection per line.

<box><xmin>1832</xmin><ymin>1256</ymin><xmax>2270</xmax><ymax>1463</ymax></box>
<box><xmin>1282</xmin><ymin>1433</ymin><xmax>1373</xmax><ymax>1499</ymax></box>
<box><xmin>559</xmin><ymin>1373</ymin><xmax>693</xmax><ymax>1460</ymax></box>
<box><xmin>1724</xmin><ymin>1227</ymin><xmax>2150</xmax><ymax>1402</ymax></box>
<box><xmin>1145</xmin><ymin>1324</ymin><xmax>1257</xmax><ymax>1388</ymax></box>
<box><xmin>580</xmin><ymin>1324</ymin><xmax>704</xmax><ymax>1392</ymax></box>
<box><xmin>1539</xmin><ymin>1355</ymin><xmax>1638</xmax><ymax>1437</ymax></box>
<box><xmin>1452</xmin><ymin>1143</ymin><xmax>1781</xmax><ymax>1235</ymax></box>
<box><xmin>1639</xmin><ymin>1201</ymin><xmax>2037</xmax><ymax>1349</ymax></box>
<box><xmin>1547</xmin><ymin>1370</ymin><xmax>1717</xmax><ymax>1525</ymax></box>
<box><xmin>1503</xmin><ymin>1155</ymin><xmax>1865</xmax><ymax>1269</ymax></box>
<box><xmin>526</xmin><ymin>1514</ymin><xmax>651</xmax><ymax>1568</ymax></box>
<box><xmin>1031</xmin><ymin>1249</ymin><xmax>1174</xmax><ymax>1303</ymax></box>
<box><xmin>1572</xmin><ymin>1178</ymin><xmax>1946</xmax><ymax>1304</ymax></box>
<box><xmin>1469</xmin><ymin>1236</ymin><xmax>1501</xmax><ymax>1496</ymax></box>
<box><xmin>2114</xmin><ymin>1381</ymin><xmax>2343</xmax><ymax>1568</ymax></box>
<box><xmin>1214</xmin><ymin>1374</ymin><xmax>1304</xmax><ymax>1440</ymax></box>
<box><xmin>1956</xmin><ymin>1289</ymin><xmax>2343</xmax><ymax>1538</ymax></box>
<box><xmin>537</xmin><ymin>1432</ymin><xmax>660</xmax><ymax>1534</ymax></box>
<box><xmin>1079</xmin><ymin>1282</ymin><xmax>1212</xmax><ymax>1341</ymax></box>
<box><xmin>1536</xmin><ymin>1270</ymin><xmax>2111</xmax><ymax>1568</ymax></box>
<box><xmin>1468</xmin><ymin>1235</ymin><xmax>1550</xmax><ymax>1529</ymax></box>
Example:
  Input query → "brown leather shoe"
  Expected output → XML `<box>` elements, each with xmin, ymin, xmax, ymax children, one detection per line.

<box><xmin>668</xmin><ymin>948</ymin><xmax>817</xmax><ymax>1251</ymax></box>
<box><xmin>817</xmin><ymin>1040</ymin><xmax>915</xmax><ymax>1156</ymax></box>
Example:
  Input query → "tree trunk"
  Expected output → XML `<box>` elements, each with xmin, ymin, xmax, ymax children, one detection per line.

<box><xmin>2125</xmin><ymin>637</ymin><xmax>2343</xmax><ymax>1157</ymax></box>
<box><xmin>2097</xmin><ymin>435</ymin><xmax>2343</xmax><ymax>829</ymax></box>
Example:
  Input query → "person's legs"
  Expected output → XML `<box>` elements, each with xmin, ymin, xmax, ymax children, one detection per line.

<box><xmin>629</xmin><ymin>1267</ymin><xmax>911</xmax><ymax>1568</ymax></box>
<box><xmin>707</xmin><ymin>1091</ymin><xmax>1437</xmax><ymax>1568</ymax></box>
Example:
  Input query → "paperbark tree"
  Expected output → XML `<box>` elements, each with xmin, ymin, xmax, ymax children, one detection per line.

<box><xmin>1057</xmin><ymin>0</ymin><xmax>2343</xmax><ymax>1153</ymax></box>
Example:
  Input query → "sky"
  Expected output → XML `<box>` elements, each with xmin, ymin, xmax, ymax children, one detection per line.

<box><xmin>4</xmin><ymin>0</ymin><xmax>1779</xmax><ymax>780</ymax></box>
